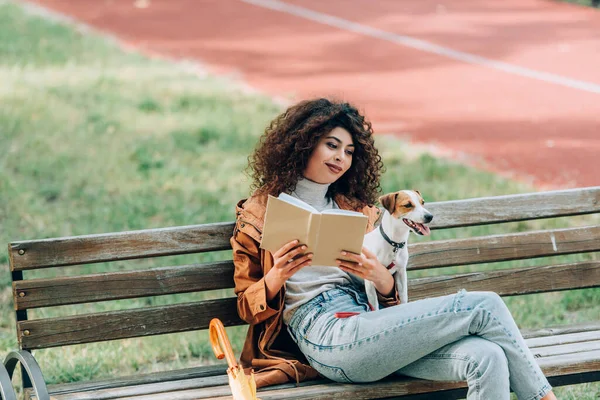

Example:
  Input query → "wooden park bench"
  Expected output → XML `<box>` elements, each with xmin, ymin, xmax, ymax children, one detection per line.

<box><xmin>2</xmin><ymin>186</ymin><xmax>599</xmax><ymax>399</ymax></box>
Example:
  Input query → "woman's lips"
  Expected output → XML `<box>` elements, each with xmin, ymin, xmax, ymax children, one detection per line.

<box><xmin>326</xmin><ymin>163</ymin><xmax>343</xmax><ymax>174</ymax></box>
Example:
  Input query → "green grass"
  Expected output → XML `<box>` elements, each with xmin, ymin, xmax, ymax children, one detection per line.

<box><xmin>0</xmin><ymin>1</ymin><xmax>598</xmax><ymax>398</ymax></box>
<box><xmin>559</xmin><ymin>0</ymin><xmax>599</xmax><ymax>7</ymax></box>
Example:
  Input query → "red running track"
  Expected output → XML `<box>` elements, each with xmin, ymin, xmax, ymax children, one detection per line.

<box><xmin>27</xmin><ymin>0</ymin><xmax>600</xmax><ymax>188</ymax></box>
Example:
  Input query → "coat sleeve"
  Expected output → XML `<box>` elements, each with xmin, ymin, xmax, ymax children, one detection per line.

<box><xmin>231</xmin><ymin>221</ymin><xmax>281</xmax><ymax>325</ymax></box>
<box><xmin>377</xmin><ymin>279</ymin><xmax>401</xmax><ymax>308</ymax></box>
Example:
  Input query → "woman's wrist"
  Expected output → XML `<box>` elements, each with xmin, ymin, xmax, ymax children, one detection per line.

<box><xmin>374</xmin><ymin>269</ymin><xmax>394</xmax><ymax>297</ymax></box>
<box><xmin>264</xmin><ymin>268</ymin><xmax>285</xmax><ymax>302</ymax></box>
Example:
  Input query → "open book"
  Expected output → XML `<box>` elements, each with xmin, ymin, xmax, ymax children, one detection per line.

<box><xmin>260</xmin><ymin>193</ymin><xmax>368</xmax><ymax>266</ymax></box>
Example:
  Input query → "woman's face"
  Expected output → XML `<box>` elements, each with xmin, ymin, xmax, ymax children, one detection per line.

<box><xmin>303</xmin><ymin>126</ymin><xmax>354</xmax><ymax>184</ymax></box>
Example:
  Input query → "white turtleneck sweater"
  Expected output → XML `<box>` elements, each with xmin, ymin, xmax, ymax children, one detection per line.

<box><xmin>282</xmin><ymin>178</ymin><xmax>356</xmax><ymax>324</ymax></box>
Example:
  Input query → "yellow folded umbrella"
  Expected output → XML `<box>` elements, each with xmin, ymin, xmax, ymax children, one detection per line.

<box><xmin>209</xmin><ymin>318</ymin><xmax>261</xmax><ymax>400</ymax></box>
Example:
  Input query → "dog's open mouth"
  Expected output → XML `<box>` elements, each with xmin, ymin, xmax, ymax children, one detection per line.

<box><xmin>403</xmin><ymin>218</ymin><xmax>431</xmax><ymax>236</ymax></box>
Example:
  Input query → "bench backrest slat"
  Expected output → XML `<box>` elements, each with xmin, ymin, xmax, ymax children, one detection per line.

<box><xmin>425</xmin><ymin>186</ymin><xmax>600</xmax><ymax>229</ymax></box>
<box><xmin>18</xmin><ymin>298</ymin><xmax>242</xmax><ymax>350</ymax></box>
<box><xmin>9</xmin><ymin>223</ymin><xmax>233</xmax><ymax>271</ymax></box>
<box><xmin>408</xmin><ymin>261</ymin><xmax>600</xmax><ymax>302</ymax></box>
<box><xmin>408</xmin><ymin>225</ymin><xmax>600</xmax><ymax>270</ymax></box>
<box><xmin>17</xmin><ymin>261</ymin><xmax>599</xmax><ymax>350</ymax></box>
<box><xmin>13</xmin><ymin>261</ymin><xmax>234</xmax><ymax>310</ymax></box>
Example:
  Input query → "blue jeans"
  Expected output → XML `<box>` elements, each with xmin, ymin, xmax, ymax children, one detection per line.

<box><xmin>286</xmin><ymin>286</ymin><xmax>552</xmax><ymax>400</ymax></box>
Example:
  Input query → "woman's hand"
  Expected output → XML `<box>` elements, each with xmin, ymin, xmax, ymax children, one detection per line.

<box><xmin>264</xmin><ymin>240</ymin><xmax>313</xmax><ymax>301</ymax></box>
<box><xmin>337</xmin><ymin>247</ymin><xmax>394</xmax><ymax>296</ymax></box>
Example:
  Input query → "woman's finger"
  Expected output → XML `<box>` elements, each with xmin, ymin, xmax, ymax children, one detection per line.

<box><xmin>337</xmin><ymin>259</ymin><xmax>361</xmax><ymax>271</ymax></box>
<box><xmin>338</xmin><ymin>264</ymin><xmax>366</xmax><ymax>279</ymax></box>
<box><xmin>290</xmin><ymin>245</ymin><xmax>308</xmax><ymax>258</ymax></box>
<box><xmin>273</xmin><ymin>239</ymin><xmax>300</xmax><ymax>258</ymax></box>
<box><xmin>290</xmin><ymin>255</ymin><xmax>313</xmax><ymax>272</ymax></box>
<box><xmin>281</xmin><ymin>245</ymin><xmax>307</xmax><ymax>265</ymax></box>
<box><xmin>362</xmin><ymin>246</ymin><xmax>377</xmax><ymax>259</ymax></box>
<box><xmin>340</xmin><ymin>251</ymin><xmax>362</xmax><ymax>263</ymax></box>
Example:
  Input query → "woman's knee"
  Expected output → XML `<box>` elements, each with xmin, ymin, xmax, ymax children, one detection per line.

<box><xmin>465</xmin><ymin>338</ymin><xmax>509</xmax><ymax>380</ymax></box>
<box><xmin>463</xmin><ymin>291</ymin><xmax>515</xmax><ymax>334</ymax></box>
<box><xmin>467</xmin><ymin>291</ymin><xmax>507</xmax><ymax>311</ymax></box>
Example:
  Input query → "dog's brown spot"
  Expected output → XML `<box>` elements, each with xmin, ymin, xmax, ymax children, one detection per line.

<box><xmin>380</xmin><ymin>190</ymin><xmax>426</xmax><ymax>217</ymax></box>
<box><xmin>392</xmin><ymin>192</ymin><xmax>414</xmax><ymax>218</ymax></box>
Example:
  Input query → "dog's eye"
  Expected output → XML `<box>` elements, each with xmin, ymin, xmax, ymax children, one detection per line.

<box><xmin>404</xmin><ymin>203</ymin><xmax>413</xmax><ymax>208</ymax></box>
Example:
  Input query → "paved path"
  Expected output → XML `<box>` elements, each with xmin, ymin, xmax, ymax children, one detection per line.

<box><xmin>29</xmin><ymin>0</ymin><xmax>600</xmax><ymax>188</ymax></box>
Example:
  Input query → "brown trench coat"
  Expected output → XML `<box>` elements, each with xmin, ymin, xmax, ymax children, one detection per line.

<box><xmin>230</xmin><ymin>191</ymin><xmax>401</xmax><ymax>388</ymax></box>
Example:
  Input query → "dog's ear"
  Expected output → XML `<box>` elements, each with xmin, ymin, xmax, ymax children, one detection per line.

<box><xmin>379</xmin><ymin>193</ymin><xmax>398</xmax><ymax>213</ymax></box>
<box><xmin>413</xmin><ymin>189</ymin><xmax>421</xmax><ymax>197</ymax></box>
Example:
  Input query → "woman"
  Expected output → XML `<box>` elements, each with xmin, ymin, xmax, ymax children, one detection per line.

<box><xmin>231</xmin><ymin>98</ymin><xmax>556</xmax><ymax>399</ymax></box>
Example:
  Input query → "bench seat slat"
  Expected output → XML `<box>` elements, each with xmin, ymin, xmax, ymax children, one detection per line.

<box><xmin>9</xmin><ymin>223</ymin><xmax>233</xmax><ymax>271</ymax></box>
<box><xmin>409</xmin><ymin>261</ymin><xmax>600</xmax><ymax>301</ymax></box>
<box><xmin>529</xmin><ymin>340</ymin><xmax>600</xmax><ymax>358</ymax></box>
<box><xmin>521</xmin><ymin>321</ymin><xmax>600</xmax><ymax>339</ymax></box>
<box><xmin>50</xmin><ymin>375</ymin><xmax>230</xmax><ymax>400</ymax></box>
<box><xmin>536</xmin><ymin>350</ymin><xmax>600</xmax><ymax>376</ymax></box>
<box><xmin>13</xmin><ymin>261</ymin><xmax>235</xmax><ymax>310</ymax></box>
<box><xmin>526</xmin><ymin>331</ymin><xmax>600</xmax><ymax>348</ymax></box>
<box><xmin>408</xmin><ymin>225</ymin><xmax>600</xmax><ymax>270</ymax></box>
<box><xmin>18</xmin><ymin>299</ymin><xmax>243</xmax><ymax>350</ymax></box>
<box><xmin>48</xmin><ymin>365</ymin><xmax>227</xmax><ymax>395</ymax></box>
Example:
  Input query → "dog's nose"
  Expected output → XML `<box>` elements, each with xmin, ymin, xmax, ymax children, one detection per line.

<box><xmin>425</xmin><ymin>213</ymin><xmax>433</xmax><ymax>223</ymax></box>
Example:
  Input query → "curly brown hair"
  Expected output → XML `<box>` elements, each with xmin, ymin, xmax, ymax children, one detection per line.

<box><xmin>247</xmin><ymin>98</ymin><xmax>384</xmax><ymax>206</ymax></box>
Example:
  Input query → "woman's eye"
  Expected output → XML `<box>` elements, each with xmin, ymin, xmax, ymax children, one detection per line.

<box><xmin>346</xmin><ymin>150</ymin><xmax>354</xmax><ymax>156</ymax></box>
<box><xmin>327</xmin><ymin>142</ymin><xmax>337</xmax><ymax>149</ymax></box>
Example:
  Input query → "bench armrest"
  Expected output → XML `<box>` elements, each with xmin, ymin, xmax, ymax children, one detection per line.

<box><xmin>4</xmin><ymin>350</ymin><xmax>49</xmax><ymax>400</ymax></box>
<box><xmin>0</xmin><ymin>360</ymin><xmax>17</xmax><ymax>400</ymax></box>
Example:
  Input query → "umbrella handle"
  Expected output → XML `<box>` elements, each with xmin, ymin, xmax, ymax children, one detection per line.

<box><xmin>209</xmin><ymin>318</ymin><xmax>238</xmax><ymax>369</ymax></box>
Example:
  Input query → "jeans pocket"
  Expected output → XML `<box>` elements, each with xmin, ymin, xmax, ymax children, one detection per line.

<box><xmin>300</xmin><ymin>305</ymin><xmax>328</xmax><ymax>338</ymax></box>
<box><xmin>305</xmin><ymin>354</ymin><xmax>353</xmax><ymax>384</ymax></box>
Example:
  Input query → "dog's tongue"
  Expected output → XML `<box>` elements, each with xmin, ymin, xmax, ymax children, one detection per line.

<box><xmin>416</xmin><ymin>223</ymin><xmax>431</xmax><ymax>236</ymax></box>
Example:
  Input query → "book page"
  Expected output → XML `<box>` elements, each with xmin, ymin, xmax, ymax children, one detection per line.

<box><xmin>321</xmin><ymin>209</ymin><xmax>364</xmax><ymax>216</ymax></box>
<box><xmin>277</xmin><ymin>193</ymin><xmax>318</xmax><ymax>213</ymax></box>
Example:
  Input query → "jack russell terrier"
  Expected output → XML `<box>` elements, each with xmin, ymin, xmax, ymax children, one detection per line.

<box><xmin>362</xmin><ymin>190</ymin><xmax>433</xmax><ymax>311</ymax></box>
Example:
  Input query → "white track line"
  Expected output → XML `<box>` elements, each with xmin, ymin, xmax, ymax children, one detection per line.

<box><xmin>242</xmin><ymin>0</ymin><xmax>600</xmax><ymax>95</ymax></box>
